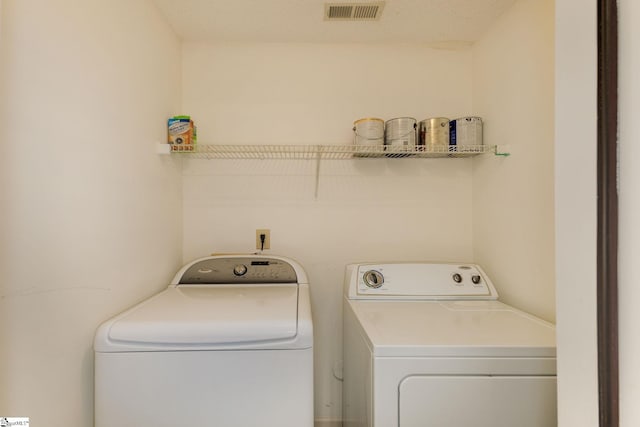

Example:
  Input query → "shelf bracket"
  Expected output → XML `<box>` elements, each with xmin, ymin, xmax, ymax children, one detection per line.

<box><xmin>493</xmin><ymin>145</ymin><xmax>511</xmax><ymax>157</ymax></box>
<box><xmin>156</xmin><ymin>142</ymin><xmax>171</xmax><ymax>154</ymax></box>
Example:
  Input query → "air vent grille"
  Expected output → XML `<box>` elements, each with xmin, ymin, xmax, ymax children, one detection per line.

<box><xmin>328</xmin><ymin>5</ymin><xmax>353</xmax><ymax>19</ymax></box>
<box><xmin>325</xmin><ymin>2</ymin><xmax>385</xmax><ymax>21</ymax></box>
<box><xmin>353</xmin><ymin>5</ymin><xmax>379</xmax><ymax>19</ymax></box>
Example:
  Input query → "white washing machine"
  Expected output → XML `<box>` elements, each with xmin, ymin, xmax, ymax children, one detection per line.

<box><xmin>342</xmin><ymin>262</ymin><xmax>556</xmax><ymax>427</ymax></box>
<box><xmin>94</xmin><ymin>255</ymin><xmax>313</xmax><ymax>427</ymax></box>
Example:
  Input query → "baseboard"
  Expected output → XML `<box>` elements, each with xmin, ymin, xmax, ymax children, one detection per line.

<box><xmin>314</xmin><ymin>419</ymin><xmax>342</xmax><ymax>427</ymax></box>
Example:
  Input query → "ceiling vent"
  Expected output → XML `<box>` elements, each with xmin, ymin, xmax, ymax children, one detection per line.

<box><xmin>324</xmin><ymin>2</ymin><xmax>385</xmax><ymax>21</ymax></box>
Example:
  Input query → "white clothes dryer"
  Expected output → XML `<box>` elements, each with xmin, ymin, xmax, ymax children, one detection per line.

<box><xmin>94</xmin><ymin>255</ymin><xmax>313</xmax><ymax>427</ymax></box>
<box><xmin>342</xmin><ymin>262</ymin><xmax>556</xmax><ymax>427</ymax></box>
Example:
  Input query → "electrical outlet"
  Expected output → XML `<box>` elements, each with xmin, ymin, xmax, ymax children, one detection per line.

<box><xmin>256</xmin><ymin>229</ymin><xmax>271</xmax><ymax>250</ymax></box>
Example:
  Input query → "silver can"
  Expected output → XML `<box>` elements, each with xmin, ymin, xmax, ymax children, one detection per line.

<box><xmin>353</xmin><ymin>118</ymin><xmax>385</xmax><ymax>156</ymax></box>
<box><xmin>353</xmin><ymin>118</ymin><xmax>385</xmax><ymax>145</ymax></box>
<box><xmin>384</xmin><ymin>117</ymin><xmax>417</xmax><ymax>156</ymax></box>
<box><xmin>450</xmin><ymin>116</ymin><xmax>483</xmax><ymax>152</ymax></box>
<box><xmin>418</xmin><ymin>117</ymin><xmax>450</xmax><ymax>154</ymax></box>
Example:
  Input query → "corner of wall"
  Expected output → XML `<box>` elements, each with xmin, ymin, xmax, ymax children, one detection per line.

<box><xmin>470</xmin><ymin>0</ymin><xmax>556</xmax><ymax>323</ymax></box>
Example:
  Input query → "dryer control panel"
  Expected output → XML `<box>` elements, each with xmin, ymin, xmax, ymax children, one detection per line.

<box><xmin>346</xmin><ymin>262</ymin><xmax>499</xmax><ymax>300</ymax></box>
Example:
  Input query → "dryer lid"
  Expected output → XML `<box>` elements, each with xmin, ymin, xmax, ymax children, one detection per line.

<box><xmin>348</xmin><ymin>299</ymin><xmax>556</xmax><ymax>358</ymax></box>
<box><xmin>103</xmin><ymin>284</ymin><xmax>299</xmax><ymax>348</ymax></box>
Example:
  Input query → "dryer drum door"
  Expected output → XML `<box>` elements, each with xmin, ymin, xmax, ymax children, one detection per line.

<box><xmin>398</xmin><ymin>375</ymin><xmax>557</xmax><ymax>426</ymax></box>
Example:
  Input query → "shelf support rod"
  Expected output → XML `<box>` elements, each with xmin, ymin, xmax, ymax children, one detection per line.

<box><xmin>314</xmin><ymin>146</ymin><xmax>322</xmax><ymax>199</ymax></box>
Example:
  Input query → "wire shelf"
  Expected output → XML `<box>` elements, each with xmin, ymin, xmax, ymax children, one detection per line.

<box><xmin>168</xmin><ymin>144</ymin><xmax>498</xmax><ymax>160</ymax></box>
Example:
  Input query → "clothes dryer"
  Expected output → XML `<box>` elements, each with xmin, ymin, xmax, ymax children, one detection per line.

<box><xmin>342</xmin><ymin>262</ymin><xmax>556</xmax><ymax>427</ymax></box>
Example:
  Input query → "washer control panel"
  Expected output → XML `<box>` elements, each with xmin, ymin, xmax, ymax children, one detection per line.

<box><xmin>178</xmin><ymin>257</ymin><xmax>298</xmax><ymax>284</ymax></box>
<box><xmin>351</xmin><ymin>262</ymin><xmax>497</xmax><ymax>300</ymax></box>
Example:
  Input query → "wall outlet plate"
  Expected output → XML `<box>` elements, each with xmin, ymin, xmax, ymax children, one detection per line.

<box><xmin>256</xmin><ymin>229</ymin><xmax>271</xmax><ymax>250</ymax></box>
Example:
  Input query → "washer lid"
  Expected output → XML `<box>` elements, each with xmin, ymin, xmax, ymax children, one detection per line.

<box><xmin>348</xmin><ymin>299</ymin><xmax>556</xmax><ymax>358</ymax></box>
<box><xmin>103</xmin><ymin>284</ymin><xmax>299</xmax><ymax>349</ymax></box>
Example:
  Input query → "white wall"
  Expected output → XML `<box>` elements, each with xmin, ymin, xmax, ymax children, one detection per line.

<box><xmin>472</xmin><ymin>0</ymin><xmax>556</xmax><ymax>322</ymax></box>
<box><xmin>0</xmin><ymin>1</ymin><xmax>183</xmax><ymax>424</ymax></box>
<box><xmin>555</xmin><ymin>0</ymin><xmax>599</xmax><ymax>425</ymax></box>
<box><xmin>181</xmin><ymin>43</ymin><xmax>476</xmax><ymax>423</ymax></box>
<box><xmin>619</xmin><ymin>1</ymin><xmax>640</xmax><ymax>425</ymax></box>
<box><xmin>0</xmin><ymin>1</ymin><xmax>601</xmax><ymax>425</ymax></box>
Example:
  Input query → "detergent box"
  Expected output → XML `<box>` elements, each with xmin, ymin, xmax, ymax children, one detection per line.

<box><xmin>168</xmin><ymin>116</ymin><xmax>197</xmax><ymax>151</ymax></box>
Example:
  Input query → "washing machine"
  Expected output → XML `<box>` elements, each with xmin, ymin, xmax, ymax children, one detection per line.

<box><xmin>342</xmin><ymin>262</ymin><xmax>556</xmax><ymax>427</ymax></box>
<box><xmin>94</xmin><ymin>255</ymin><xmax>313</xmax><ymax>427</ymax></box>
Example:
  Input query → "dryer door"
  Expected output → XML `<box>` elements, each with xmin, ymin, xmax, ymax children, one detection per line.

<box><xmin>398</xmin><ymin>375</ymin><xmax>557</xmax><ymax>427</ymax></box>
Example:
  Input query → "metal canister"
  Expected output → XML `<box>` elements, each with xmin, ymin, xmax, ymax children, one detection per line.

<box><xmin>353</xmin><ymin>118</ymin><xmax>384</xmax><ymax>144</ymax></box>
<box><xmin>450</xmin><ymin>116</ymin><xmax>483</xmax><ymax>152</ymax></box>
<box><xmin>353</xmin><ymin>117</ymin><xmax>385</xmax><ymax>157</ymax></box>
<box><xmin>384</xmin><ymin>117</ymin><xmax>417</xmax><ymax>155</ymax></box>
<box><xmin>418</xmin><ymin>117</ymin><xmax>450</xmax><ymax>153</ymax></box>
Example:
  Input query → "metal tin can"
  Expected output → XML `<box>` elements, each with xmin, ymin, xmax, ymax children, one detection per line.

<box><xmin>418</xmin><ymin>117</ymin><xmax>450</xmax><ymax>154</ymax></box>
<box><xmin>353</xmin><ymin>118</ymin><xmax>385</xmax><ymax>146</ymax></box>
<box><xmin>353</xmin><ymin>118</ymin><xmax>385</xmax><ymax>156</ymax></box>
<box><xmin>450</xmin><ymin>116</ymin><xmax>483</xmax><ymax>152</ymax></box>
<box><xmin>385</xmin><ymin>117</ymin><xmax>417</xmax><ymax>156</ymax></box>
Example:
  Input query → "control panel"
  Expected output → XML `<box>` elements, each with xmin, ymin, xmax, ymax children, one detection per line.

<box><xmin>348</xmin><ymin>262</ymin><xmax>498</xmax><ymax>300</ymax></box>
<box><xmin>178</xmin><ymin>257</ymin><xmax>298</xmax><ymax>284</ymax></box>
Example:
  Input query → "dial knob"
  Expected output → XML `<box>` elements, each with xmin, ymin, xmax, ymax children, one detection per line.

<box><xmin>452</xmin><ymin>273</ymin><xmax>463</xmax><ymax>283</ymax></box>
<box><xmin>363</xmin><ymin>270</ymin><xmax>384</xmax><ymax>288</ymax></box>
<box><xmin>233</xmin><ymin>264</ymin><xmax>248</xmax><ymax>276</ymax></box>
<box><xmin>471</xmin><ymin>274</ymin><xmax>482</xmax><ymax>284</ymax></box>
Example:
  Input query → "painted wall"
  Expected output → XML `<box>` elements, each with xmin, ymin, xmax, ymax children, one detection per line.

<box><xmin>0</xmin><ymin>0</ymin><xmax>579</xmax><ymax>425</ymax></box>
<box><xmin>180</xmin><ymin>43</ymin><xmax>476</xmax><ymax>423</ymax></box>
<box><xmin>555</xmin><ymin>0</ymin><xmax>599</xmax><ymax>425</ymax></box>
<box><xmin>471</xmin><ymin>0</ymin><xmax>556</xmax><ymax>323</ymax></box>
<box><xmin>619</xmin><ymin>1</ymin><xmax>640</xmax><ymax>425</ymax></box>
<box><xmin>0</xmin><ymin>1</ymin><xmax>183</xmax><ymax>425</ymax></box>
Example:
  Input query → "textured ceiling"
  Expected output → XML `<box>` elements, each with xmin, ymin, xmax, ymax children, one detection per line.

<box><xmin>152</xmin><ymin>0</ymin><xmax>518</xmax><ymax>44</ymax></box>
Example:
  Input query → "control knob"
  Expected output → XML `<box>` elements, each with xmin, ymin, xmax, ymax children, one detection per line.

<box><xmin>363</xmin><ymin>270</ymin><xmax>384</xmax><ymax>289</ymax></box>
<box><xmin>233</xmin><ymin>264</ymin><xmax>248</xmax><ymax>276</ymax></box>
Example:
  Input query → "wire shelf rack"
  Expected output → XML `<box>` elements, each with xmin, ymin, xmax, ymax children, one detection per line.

<box><xmin>167</xmin><ymin>144</ymin><xmax>503</xmax><ymax>159</ymax></box>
